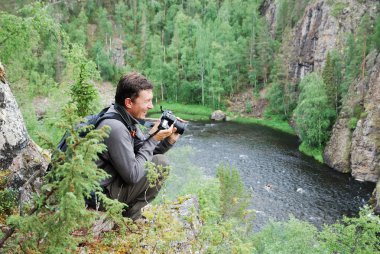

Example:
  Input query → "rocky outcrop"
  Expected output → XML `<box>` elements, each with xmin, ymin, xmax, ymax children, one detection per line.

<box><xmin>291</xmin><ymin>0</ymin><xmax>377</xmax><ymax>80</ymax></box>
<box><xmin>350</xmin><ymin>54</ymin><xmax>380</xmax><ymax>182</ymax></box>
<box><xmin>0</xmin><ymin>76</ymin><xmax>28</xmax><ymax>170</ymax></box>
<box><xmin>261</xmin><ymin>0</ymin><xmax>378</xmax><ymax>80</ymax></box>
<box><xmin>78</xmin><ymin>195</ymin><xmax>203</xmax><ymax>253</ymax></box>
<box><xmin>110</xmin><ymin>37</ymin><xmax>125</xmax><ymax>67</ymax></box>
<box><xmin>259</xmin><ymin>0</ymin><xmax>276</xmax><ymax>37</ymax></box>
<box><xmin>323</xmin><ymin>118</ymin><xmax>352</xmax><ymax>173</ymax></box>
<box><xmin>0</xmin><ymin>64</ymin><xmax>48</xmax><ymax>203</ymax></box>
<box><xmin>324</xmin><ymin>53</ymin><xmax>380</xmax><ymax>183</ymax></box>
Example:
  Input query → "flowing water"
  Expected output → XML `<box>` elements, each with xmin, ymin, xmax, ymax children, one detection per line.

<box><xmin>175</xmin><ymin>121</ymin><xmax>375</xmax><ymax>229</ymax></box>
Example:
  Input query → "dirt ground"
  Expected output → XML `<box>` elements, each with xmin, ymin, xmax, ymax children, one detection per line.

<box><xmin>227</xmin><ymin>87</ymin><xmax>267</xmax><ymax>118</ymax></box>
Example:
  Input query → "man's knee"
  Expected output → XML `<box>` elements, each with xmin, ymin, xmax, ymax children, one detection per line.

<box><xmin>151</xmin><ymin>154</ymin><xmax>169</xmax><ymax>167</ymax></box>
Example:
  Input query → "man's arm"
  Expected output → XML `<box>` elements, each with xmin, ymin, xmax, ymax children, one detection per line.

<box><xmin>100</xmin><ymin>120</ymin><xmax>159</xmax><ymax>184</ymax></box>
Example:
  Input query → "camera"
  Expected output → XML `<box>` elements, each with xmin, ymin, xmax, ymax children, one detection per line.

<box><xmin>159</xmin><ymin>107</ymin><xmax>187</xmax><ymax>135</ymax></box>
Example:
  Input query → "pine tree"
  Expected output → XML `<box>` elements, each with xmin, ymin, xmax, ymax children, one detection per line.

<box><xmin>4</xmin><ymin>105</ymin><xmax>125</xmax><ymax>253</ymax></box>
<box><xmin>322</xmin><ymin>53</ymin><xmax>335</xmax><ymax>107</ymax></box>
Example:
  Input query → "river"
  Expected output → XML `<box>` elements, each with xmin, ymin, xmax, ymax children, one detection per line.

<box><xmin>169</xmin><ymin>121</ymin><xmax>375</xmax><ymax>230</ymax></box>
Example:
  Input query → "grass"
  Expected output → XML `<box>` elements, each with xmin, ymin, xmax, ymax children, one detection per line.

<box><xmin>148</xmin><ymin>102</ymin><xmax>295</xmax><ymax>136</ymax></box>
<box><xmin>299</xmin><ymin>142</ymin><xmax>324</xmax><ymax>163</ymax></box>
<box><xmin>147</xmin><ymin>102</ymin><xmax>213</xmax><ymax>121</ymax></box>
<box><xmin>232</xmin><ymin>116</ymin><xmax>295</xmax><ymax>135</ymax></box>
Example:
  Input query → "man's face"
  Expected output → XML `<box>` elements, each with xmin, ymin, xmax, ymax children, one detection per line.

<box><xmin>126</xmin><ymin>89</ymin><xmax>153</xmax><ymax>119</ymax></box>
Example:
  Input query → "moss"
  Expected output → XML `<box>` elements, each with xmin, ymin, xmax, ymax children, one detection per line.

<box><xmin>0</xmin><ymin>169</ymin><xmax>11</xmax><ymax>189</ymax></box>
<box><xmin>0</xmin><ymin>188</ymin><xmax>18</xmax><ymax>216</ymax></box>
<box><xmin>331</xmin><ymin>2</ymin><xmax>346</xmax><ymax>17</ymax></box>
<box><xmin>348</xmin><ymin>117</ymin><xmax>359</xmax><ymax>130</ymax></box>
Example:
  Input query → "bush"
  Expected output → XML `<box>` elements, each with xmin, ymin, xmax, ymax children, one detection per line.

<box><xmin>252</xmin><ymin>217</ymin><xmax>320</xmax><ymax>254</ymax></box>
<box><xmin>319</xmin><ymin>206</ymin><xmax>380</xmax><ymax>254</ymax></box>
<box><xmin>348</xmin><ymin>117</ymin><xmax>358</xmax><ymax>130</ymax></box>
<box><xmin>0</xmin><ymin>189</ymin><xmax>17</xmax><ymax>215</ymax></box>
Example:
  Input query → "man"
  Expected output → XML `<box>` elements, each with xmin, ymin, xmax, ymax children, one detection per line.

<box><xmin>95</xmin><ymin>72</ymin><xmax>181</xmax><ymax>220</ymax></box>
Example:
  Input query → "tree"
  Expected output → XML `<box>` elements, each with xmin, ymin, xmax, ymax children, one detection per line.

<box><xmin>293</xmin><ymin>73</ymin><xmax>336</xmax><ymax>148</ymax></box>
<box><xmin>322</xmin><ymin>51</ymin><xmax>342</xmax><ymax>114</ymax></box>
<box><xmin>64</xmin><ymin>43</ymin><xmax>100</xmax><ymax>117</ymax></box>
<box><xmin>4</xmin><ymin>105</ymin><xmax>124</xmax><ymax>253</ymax></box>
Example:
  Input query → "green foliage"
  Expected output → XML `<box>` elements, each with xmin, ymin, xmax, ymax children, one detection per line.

<box><xmin>0</xmin><ymin>188</ymin><xmax>17</xmax><ymax>215</ymax></box>
<box><xmin>64</xmin><ymin>43</ymin><xmax>100</xmax><ymax>117</ymax></box>
<box><xmin>4</xmin><ymin>105</ymin><xmax>125</xmax><ymax>253</ymax></box>
<box><xmin>156</xmin><ymin>147</ymin><xmax>256</xmax><ymax>252</ymax></box>
<box><xmin>372</xmin><ymin>13</ymin><xmax>380</xmax><ymax>51</ymax></box>
<box><xmin>293</xmin><ymin>73</ymin><xmax>336</xmax><ymax>148</ymax></box>
<box><xmin>275</xmin><ymin>0</ymin><xmax>311</xmax><ymax>40</ymax></box>
<box><xmin>319</xmin><ymin>206</ymin><xmax>380</xmax><ymax>254</ymax></box>
<box><xmin>322</xmin><ymin>51</ymin><xmax>342</xmax><ymax>113</ymax></box>
<box><xmin>267</xmin><ymin>27</ymin><xmax>297</xmax><ymax>120</ymax></box>
<box><xmin>245</xmin><ymin>100</ymin><xmax>253</xmax><ymax>113</ymax></box>
<box><xmin>252</xmin><ymin>216</ymin><xmax>320</xmax><ymax>254</ymax></box>
<box><xmin>341</xmin><ymin>14</ymin><xmax>375</xmax><ymax>98</ymax></box>
<box><xmin>70</xmin><ymin>63</ymin><xmax>99</xmax><ymax>117</ymax></box>
<box><xmin>63</xmin><ymin>9</ymin><xmax>88</xmax><ymax>46</ymax></box>
<box><xmin>298</xmin><ymin>142</ymin><xmax>324</xmax><ymax>163</ymax></box>
<box><xmin>331</xmin><ymin>2</ymin><xmax>345</xmax><ymax>17</ymax></box>
<box><xmin>216</xmin><ymin>164</ymin><xmax>252</xmax><ymax>220</ymax></box>
<box><xmin>348</xmin><ymin>117</ymin><xmax>359</xmax><ymax>130</ymax></box>
<box><xmin>235</xmin><ymin>115</ymin><xmax>295</xmax><ymax>135</ymax></box>
<box><xmin>147</xmin><ymin>102</ymin><xmax>213</xmax><ymax>121</ymax></box>
<box><xmin>145</xmin><ymin>161</ymin><xmax>171</xmax><ymax>188</ymax></box>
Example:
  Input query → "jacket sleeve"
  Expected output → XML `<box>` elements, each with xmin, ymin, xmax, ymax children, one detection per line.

<box><xmin>153</xmin><ymin>138</ymin><xmax>174</xmax><ymax>155</ymax></box>
<box><xmin>99</xmin><ymin>120</ymin><xmax>159</xmax><ymax>184</ymax></box>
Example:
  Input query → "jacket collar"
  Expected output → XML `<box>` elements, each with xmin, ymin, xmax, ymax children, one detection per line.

<box><xmin>113</xmin><ymin>102</ymin><xmax>139</xmax><ymax>126</ymax></box>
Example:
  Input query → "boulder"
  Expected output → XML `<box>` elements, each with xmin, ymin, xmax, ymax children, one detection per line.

<box><xmin>0</xmin><ymin>65</ymin><xmax>48</xmax><ymax>204</ymax></box>
<box><xmin>210</xmin><ymin>110</ymin><xmax>226</xmax><ymax>121</ymax></box>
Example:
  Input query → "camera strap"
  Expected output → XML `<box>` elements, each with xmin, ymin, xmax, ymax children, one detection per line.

<box><xmin>145</xmin><ymin>129</ymin><xmax>160</xmax><ymax>142</ymax></box>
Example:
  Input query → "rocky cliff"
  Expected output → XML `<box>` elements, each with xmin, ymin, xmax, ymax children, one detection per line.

<box><xmin>261</xmin><ymin>0</ymin><xmax>378</xmax><ymax>80</ymax></box>
<box><xmin>324</xmin><ymin>52</ymin><xmax>379</xmax><ymax>182</ymax></box>
<box><xmin>0</xmin><ymin>64</ymin><xmax>48</xmax><ymax>203</ymax></box>
<box><xmin>261</xmin><ymin>0</ymin><xmax>380</xmax><ymax>211</ymax></box>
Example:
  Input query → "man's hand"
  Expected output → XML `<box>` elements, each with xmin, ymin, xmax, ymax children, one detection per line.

<box><xmin>149</xmin><ymin>121</ymin><xmax>174</xmax><ymax>141</ymax></box>
<box><xmin>167</xmin><ymin>117</ymin><xmax>187</xmax><ymax>144</ymax></box>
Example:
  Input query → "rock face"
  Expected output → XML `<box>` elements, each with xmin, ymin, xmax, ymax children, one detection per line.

<box><xmin>0</xmin><ymin>68</ymin><xmax>48</xmax><ymax>203</ymax></box>
<box><xmin>261</xmin><ymin>0</ymin><xmax>378</xmax><ymax>80</ymax></box>
<box><xmin>323</xmin><ymin>118</ymin><xmax>352</xmax><ymax>173</ymax></box>
<box><xmin>0</xmin><ymin>79</ymin><xmax>29</xmax><ymax>170</ymax></box>
<box><xmin>350</xmin><ymin>54</ymin><xmax>380</xmax><ymax>182</ymax></box>
<box><xmin>324</xmin><ymin>53</ymin><xmax>380</xmax><ymax>183</ymax></box>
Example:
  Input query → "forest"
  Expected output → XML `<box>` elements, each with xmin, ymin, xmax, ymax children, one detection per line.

<box><xmin>0</xmin><ymin>0</ymin><xmax>380</xmax><ymax>253</ymax></box>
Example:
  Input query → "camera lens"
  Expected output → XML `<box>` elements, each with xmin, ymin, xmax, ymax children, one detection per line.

<box><xmin>174</xmin><ymin>120</ymin><xmax>187</xmax><ymax>135</ymax></box>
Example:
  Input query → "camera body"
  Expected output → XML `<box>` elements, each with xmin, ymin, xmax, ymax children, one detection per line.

<box><xmin>159</xmin><ymin>109</ymin><xmax>186</xmax><ymax>135</ymax></box>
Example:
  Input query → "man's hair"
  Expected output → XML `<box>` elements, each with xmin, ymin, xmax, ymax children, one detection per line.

<box><xmin>115</xmin><ymin>72</ymin><xmax>153</xmax><ymax>105</ymax></box>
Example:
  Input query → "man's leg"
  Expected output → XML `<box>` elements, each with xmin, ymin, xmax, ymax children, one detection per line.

<box><xmin>109</xmin><ymin>154</ymin><xmax>169</xmax><ymax>220</ymax></box>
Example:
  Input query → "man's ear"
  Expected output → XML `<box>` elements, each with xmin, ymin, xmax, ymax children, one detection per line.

<box><xmin>124</xmin><ymin>98</ymin><xmax>133</xmax><ymax>109</ymax></box>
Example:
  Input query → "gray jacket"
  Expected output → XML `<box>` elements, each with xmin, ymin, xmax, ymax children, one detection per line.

<box><xmin>96</xmin><ymin>104</ymin><xmax>173</xmax><ymax>187</ymax></box>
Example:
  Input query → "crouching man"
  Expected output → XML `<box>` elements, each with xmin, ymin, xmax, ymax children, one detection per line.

<box><xmin>95</xmin><ymin>72</ymin><xmax>181</xmax><ymax>220</ymax></box>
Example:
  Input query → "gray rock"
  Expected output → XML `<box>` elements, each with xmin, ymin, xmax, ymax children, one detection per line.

<box><xmin>351</xmin><ymin>54</ymin><xmax>380</xmax><ymax>183</ymax></box>
<box><xmin>210</xmin><ymin>110</ymin><xmax>226</xmax><ymax>121</ymax></box>
<box><xmin>0</xmin><ymin>70</ymin><xmax>48</xmax><ymax>204</ymax></box>
<box><xmin>0</xmin><ymin>80</ymin><xmax>28</xmax><ymax>170</ymax></box>
<box><xmin>323</xmin><ymin>118</ymin><xmax>352</xmax><ymax>173</ymax></box>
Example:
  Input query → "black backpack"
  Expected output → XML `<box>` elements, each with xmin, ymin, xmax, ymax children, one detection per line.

<box><xmin>57</xmin><ymin>107</ymin><xmax>136</xmax><ymax>152</ymax></box>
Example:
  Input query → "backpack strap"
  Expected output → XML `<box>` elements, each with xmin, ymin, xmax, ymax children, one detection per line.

<box><xmin>95</xmin><ymin>111</ymin><xmax>137</xmax><ymax>138</ymax></box>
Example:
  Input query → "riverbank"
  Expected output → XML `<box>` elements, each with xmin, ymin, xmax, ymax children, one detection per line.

<box><xmin>148</xmin><ymin>102</ymin><xmax>328</xmax><ymax>163</ymax></box>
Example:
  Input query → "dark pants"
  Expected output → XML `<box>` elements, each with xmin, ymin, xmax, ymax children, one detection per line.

<box><xmin>106</xmin><ymin>154</ymin><xmax>169</xmax><ymax>220</ymax></box>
